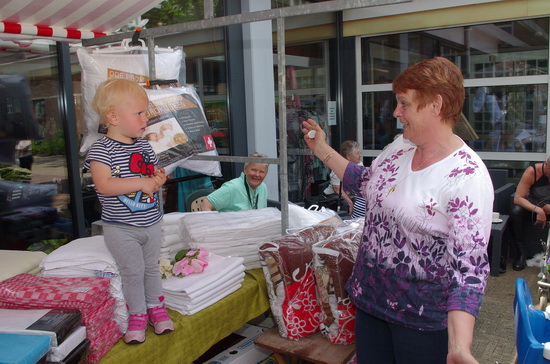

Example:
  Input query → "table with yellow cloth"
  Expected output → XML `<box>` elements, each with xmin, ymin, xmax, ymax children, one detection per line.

<box><xmin>99</xmin><ymin>269</ymin><xmax>269</xmax><ymax>364</ymax></box>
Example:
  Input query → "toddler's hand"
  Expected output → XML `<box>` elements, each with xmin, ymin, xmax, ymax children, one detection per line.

<box><xmin>153</xmin><ymin>168</ymin><xmax>167</xmax><ymax>189</ymax></box>
<box><xmin>141</xmin><ymin>177</ymin><xmax>160</xmax><ymax>196</ymax></box>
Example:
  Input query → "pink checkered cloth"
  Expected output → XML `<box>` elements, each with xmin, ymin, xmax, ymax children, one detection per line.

<box><xmin>0</xmin><ymin>274</ymin><xmax>111</xmax><ymax>308</ymax></box>
<box><xmin>0</xmin><ymin>274</ymin><xmax>121</xmax><ymax>364</ymax></box>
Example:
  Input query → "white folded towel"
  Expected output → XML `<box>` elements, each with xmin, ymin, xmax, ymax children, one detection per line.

<box><xmin>161</xmin><ymin>233</ymin><xmax>182</xmax><ymax>247</ymax></box>
<box><xmin>39</xmin><ymin>236</ymin><xmax>118</xmax><ymax>273</ymax></box>
<box><xmin>164</xmin><ymin>282</ymin><xmax>243</xmax><ymax>315</ymax></box>
<box><xmin>163</xmin><ymin>272</ymin><xmax>245</xmax><ymax>305</ymax></box>
<box><xmin>162</xmin><ymin>253</ymin><xmax>244</xmax><ymax>294</ymax></box>
<box><xmin>161</xmin><ymin>224</ymin><xmax>180</xmax><ymax>235</ymax></box>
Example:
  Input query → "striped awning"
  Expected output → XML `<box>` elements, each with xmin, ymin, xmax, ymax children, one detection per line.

<box><xmin>0</xmin><ymin>0</ymin><xmax>164</xmax><ymax>41</ymax></box>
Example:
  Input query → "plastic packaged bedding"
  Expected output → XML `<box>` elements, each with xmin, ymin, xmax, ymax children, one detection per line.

<box><xmin>312</xmin><ymin>230</ymin><xmax>361</xmax><ymax>344</ymax></box>
<box><xmin>258</xmin><ymin>224</ymin><xmax>336</xmax><ymax>340</ymax></box>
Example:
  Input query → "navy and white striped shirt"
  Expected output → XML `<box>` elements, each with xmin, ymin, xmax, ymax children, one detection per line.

<box><xmin>84</xmin><ymin>136</ymin><xmax>162</xmax><ymax>227</ymax></box>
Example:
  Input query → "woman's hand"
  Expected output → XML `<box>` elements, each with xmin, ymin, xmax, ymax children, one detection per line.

<box><xmin>447</xmin><ymin>350</ymin><xmax>478</xmax><ymax>364</ymax></box>
<box><xmin>301</xmin><ymin>118</ymin><xmax>327</xmax><ymax>153</ymax></box>
<box><xmin>534</xmin><ymin>206</ymin><xmax>547</xmax><ymax>228</ymax></box>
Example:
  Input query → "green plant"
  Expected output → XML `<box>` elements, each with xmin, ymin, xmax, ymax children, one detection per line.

<box><xmin>0</xmin><ymin>166</ymin><xmax>31</xmax><ymax>180</ymax></box>
<box><xmin>27</xmin><ymin>239</ymin><xmax>68</xmax><ymax>254</ymax></box>
<box><xmin>33</xmin><ymin>130</ymin><xmax>65</xmax><ymax>156</ymax></box>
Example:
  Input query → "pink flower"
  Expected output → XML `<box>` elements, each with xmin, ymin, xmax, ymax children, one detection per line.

<box><xmin>190</xmin><ymin>258</ymin><xmax>206</xmax><ymax>273</ymax></box>
<box><xmin>172</xmin><ymin>258</ymin><xmax>190</xmax><ymax>276</ymax></box>
<box><xmin>197</xmin><ymin>249</ymin><xmax>209</xmax><ymax>260</ymax></box>
<box><xmin>183</xmin><ymin>264</ymin><xmax>196</xmax><ymax>276</ymax></box>
<box><xmin>170</xmin><ymin>248</ymin><xmax>210</xmax><ymax>277</ymax></box>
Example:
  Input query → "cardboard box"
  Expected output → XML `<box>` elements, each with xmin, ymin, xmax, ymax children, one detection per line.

<box><xmin>205</xmin><ymin>324</ymin><xmax>275</xmax><ymax>364</ymax></box>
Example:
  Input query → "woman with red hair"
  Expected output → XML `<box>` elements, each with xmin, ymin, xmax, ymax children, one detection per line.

<box><xmin>303</xmin><ymin>57</ymin><xmax>493</xmax><ymax>364</ymax></box>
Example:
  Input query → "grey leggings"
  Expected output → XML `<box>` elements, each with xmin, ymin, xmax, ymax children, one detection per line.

<box><xmin>103</xmin><ymin>221</ymin><xmax>163</xmax><ymax>315</ymax></box>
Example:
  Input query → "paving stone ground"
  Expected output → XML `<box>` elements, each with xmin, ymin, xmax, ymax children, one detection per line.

<box><xmin>473</xmin><ymin>260</ymin><xmax>542</xmax><ymax>364</ymax></box>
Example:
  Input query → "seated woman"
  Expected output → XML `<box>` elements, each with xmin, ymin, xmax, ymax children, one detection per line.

<box><xmin>511</xmin><ymin>157</ymin><xmax>550</xmax><ymax>270</ymax></box>
<box><xmin>323</xmin><ymin>140</ymin><xmax>365</xmax><ymax>217</ymax></box>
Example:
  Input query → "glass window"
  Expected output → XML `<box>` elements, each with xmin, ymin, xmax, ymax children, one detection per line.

<box><xmin>360</xmin><ymin>17</ymin><xmax>549</xmax><ymax>157</ymax></box>
<box><xmin>0</xmin><ymin>42</ymin><xmax>74</xmax><ymax>251</ymax></box>
<box><xmin>186</xmin><ymin>56</ymin><xmax>229</xmax><ymax>154</ymax></box>
<box><xmin>142</xmin><ymin>0</ymin><xmax>225</xmax><ymax>28</ymax></box>
<box><xmin>465</xmin><ymin>84</ymin><xmax>548</xmax><ymax>152</ymax></box>
<box><xmin>275</xmin><ymin>42</ymin><xmax>330</xmax><ymax>203</ymax></box>
<box><xmin>362</xmin><ymin>91</ymin><xmax>399</xmax><ymax>150</ymax></box>
<box><xmin>362</xmin><ymin>18</ymin><xmax>548</xmax><ymax>84</ymax></box>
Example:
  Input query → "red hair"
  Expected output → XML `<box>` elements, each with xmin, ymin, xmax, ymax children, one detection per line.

<box><xmin>392</xmin><ymin>57</ymin><xmax>464</xmax><ymax>125</ymax></box>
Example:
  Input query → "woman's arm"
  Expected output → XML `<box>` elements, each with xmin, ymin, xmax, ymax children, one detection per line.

<box><xmin>447</xmin><ymin>310</ymin><xmax>478</xmax><ymax>364</ymax></box>
<box><xmin>332</xmin><ymin>184</ymin><xmax>354</xmax><ymax>215</ymax></box>
<box><xmin>200</xmin><ymin>198</ymin><xmax>216</xmax><ymax>211</ymax></box>
<box><xmin>513</xmin><ymin>165</ymin><xmax>546</xmax><ymax>227</ymax></box>
<box><xmin>301</xmin><ymin>118</ymin><xmax>348</xmax><ymax>180</ymax></box>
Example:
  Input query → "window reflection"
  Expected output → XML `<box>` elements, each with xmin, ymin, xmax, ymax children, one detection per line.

<box><xmin>466</xmin><ymin>84</ymin><xmax>548</xmax><ymax>152</ymax></box>
<box><xmin>275</xmin><ymin>42</ymin><xmax>329</xmax><ymax>203</ymax></box>
<box><xmin>0</xmin><ymin>50</ymin><xmax>73</xmax><ymax>250</ymax></box>
<box><xmin>362</xmin><ymin>18</ymin><xmax>549</xmax><ymax>84</ymax></box>
<box><xmin>361</xmin><ymin>17</ymin><xmax>549</xmax><ymax>155</ymax></box>
<box><xmin>362</xmin><ymin>91</ymin><xmax>399</xmax><ymax>150</ymax></box>
<box><xmin>186</xmin><ymin>56</ymin><xmax>229</xmax><ymax>154</ymax></box>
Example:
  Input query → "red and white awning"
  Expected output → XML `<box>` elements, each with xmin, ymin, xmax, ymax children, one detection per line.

<box><xmin>0</xmin><ymin>0</ymin><xmax>164</xmax><ymax>41</ymax></box>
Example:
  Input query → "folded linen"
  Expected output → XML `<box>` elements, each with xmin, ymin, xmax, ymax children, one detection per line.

<box><xmin>164</xmin><ymin>281</ymin><xmax>243</xmax><ymax>315</ymax></box>
<box><xmin>178</xmin><ymin>208</ymin><xmax>282</xmax><ymax>270</ymax></box>
<box><xmin>161</xmin><ymin>224</ymin><xmax>180</xmax><ymax>235</ymax></box>
<box><xmin>162</xmin><ymin>253</ymin><xmax>244</xmax><ymax>295</ymax></box>
<box><xmin>161</xmin><ymin>233</ymin><xmax>182</xmax><ymax>247</ymax></box>
<box><xmin>39</xmin><ymin>236</ymin><xmax>117</xmax><ymax>273</ymax></box>
<box><xmin>40</xmin><ymin>269</ymin><xmax>128</xmax><ymax>333</ymax></box>
<box><xmin>163</xmin><ymin>212</ymin><xmax>198</xmax><ymax>225</ymax></box>
<box><xmin>163</xmin><ymin>272</ymin><xmax>245</xmax><ymax>305</ymax></box>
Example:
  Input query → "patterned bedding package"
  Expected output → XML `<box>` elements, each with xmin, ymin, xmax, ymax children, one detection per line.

<box><xmin>312</xmin><ymin>230</ymin><xmax>361</xmax><ymax>345</ymax></box>
<box><xmin>258</xmin><ymin>224</ymin><xmax>336</xmax><ymax>340</ymax></box>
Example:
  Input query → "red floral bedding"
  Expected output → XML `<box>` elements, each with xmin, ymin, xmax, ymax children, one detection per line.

<box><xmin>258</xmin><ymin>224</ymin><xmax>336</xmax><ymax>340</ymax></box>
<box><xmin>312</xmin><ymin>230</ymin><xmax>361</xmax><ymax>344</ymax></box>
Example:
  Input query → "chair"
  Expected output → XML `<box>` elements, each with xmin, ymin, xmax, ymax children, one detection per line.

<box><xmin>184</xmin><ymin>188</ymin><xmax>215</xmax><ymax>212</ymax></box>
<box><xmin>514</xmin><ymin>278</ymin><xmax>550</xmax><ymax>364</ymax></box>
<box><xmin>510</xmin><ymin>193</ymin><xmax>548</xmax><ymax>258</ymax></box>
<box><xmin>488</xmin><ymin>168</ymin><xmax>516</xmax><ymax>215</ymax></box>
<box><xmin>303</xmin><ymin>180</ymin><xmax>340</xmax><ymax>212</ymax></box>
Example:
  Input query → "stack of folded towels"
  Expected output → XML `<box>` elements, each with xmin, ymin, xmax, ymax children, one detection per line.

<box><xmin>160</xmin><ymin>212</ymin><xmax>190</xmax><ymax>260</ymax></box>
<box><xmin>162</xmin><ymin>253</ymin><xmax>246</xmax><ymax>315</ymax></box>
<box><xmin>0</xmin><ymin>274</ymin><xmax>119</xmax><ymax>364</ymax></box>
<box><xmin>38</xmin><ymin>236</ymin><xmax>128</xmax><ymax>333</ymax></box>
<box><xmin>179</xmin><ymin>208</ymin><xmax>282</xmax><ymax>269</ymax></box>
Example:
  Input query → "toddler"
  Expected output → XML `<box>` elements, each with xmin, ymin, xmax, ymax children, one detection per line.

<box><xmin>84</xmin><ymin>78</ymin><xmax>174</xmax><ymax>344</ymax></box>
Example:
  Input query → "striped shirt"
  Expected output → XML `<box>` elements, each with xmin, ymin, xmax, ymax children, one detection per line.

<box><xmin>84</xmin><ymin>136</ymin><xmax>162</xmax><ymax>227</ymax></box>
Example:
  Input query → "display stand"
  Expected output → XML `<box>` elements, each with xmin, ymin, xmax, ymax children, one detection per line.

<box><xmin>82</xmin><ymin>0</ymin><xmax>409</xmax><ymax>233</ymax></box>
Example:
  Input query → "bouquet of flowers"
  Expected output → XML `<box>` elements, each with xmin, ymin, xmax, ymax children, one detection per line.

<box><xmin>159</xmin><ymin>248</ymin><xmax>209</xmax><ymax>279</ymax></box>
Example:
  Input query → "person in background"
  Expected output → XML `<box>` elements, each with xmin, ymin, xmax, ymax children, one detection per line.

<box><xmin>302</xmin><ymin>57</ymin><xmax>493</xmax><ymax>364</ymax></box>
<box><xmin>201</xmin><ymin>152</ymin><xmax>269</xmax><ymax>212</ymax></box>
<box><xmin>510</xmin><ymin>157</ymin><xmax>550</xmax><ymax>271</ymax></box>
<box><xmin>15</xmin><ymin>139</ymin><xmax>33</xmax><ymax>170</ymax></box>
<box><xmin>84</xmin><ymin>78</ymin><xmax>174</xmax><ymax>345</ymax></box>
<box><xmin>322</xmin><ymin>140</ymin><xmax>364</xmax><ymax>217</ymax></box>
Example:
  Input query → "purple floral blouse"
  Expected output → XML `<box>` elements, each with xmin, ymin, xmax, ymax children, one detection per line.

<box><xmin>344</xmin><ymin>135</ymin><xmax>493</xmax><ymax>331</ymax></box>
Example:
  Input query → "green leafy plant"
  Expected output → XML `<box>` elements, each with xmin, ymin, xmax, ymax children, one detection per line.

<box><xmin>32</xmin><ymin>130</ymin><xmax>65</xmax><ymax>156</ymax></box>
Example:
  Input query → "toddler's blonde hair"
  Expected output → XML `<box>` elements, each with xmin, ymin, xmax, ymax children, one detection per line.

<box><xmin>93</xmin><ymin>78</ymin><xmax>148</xmax><ymax>127</ymax></box>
